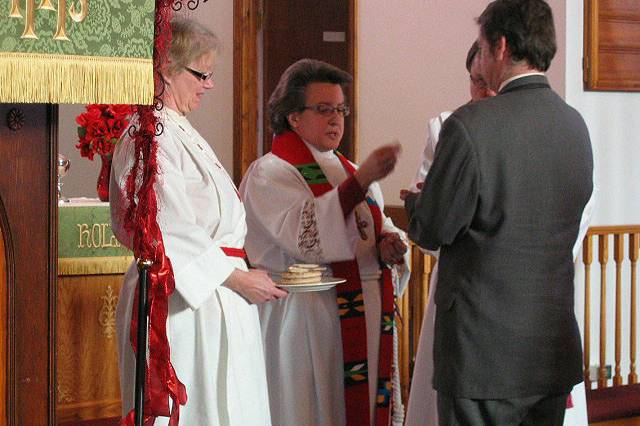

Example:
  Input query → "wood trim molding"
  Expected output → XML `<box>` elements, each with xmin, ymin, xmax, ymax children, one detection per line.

<box><xmin>49</xmin><ymin>105</ymin><xmax>59</xmax><ymax>422</ymax></box>
<box><xmin>232</xmin><ymin>0</ymin><xmax>259</xmax><ymax>185</ymax></box>
<box><xmin>385</xmin><ymin>205</ymin><xmax>408</xmax><ymax>232</ymax></box>
<box><xmin>0</xmin><ymin>202</ymin><xmax>7</xmax><ymax>425</ymax></box>
<box><xmin>348</xmin><ymin>0</ymin><xmax>359</xmax><ymax>162</ymax></box>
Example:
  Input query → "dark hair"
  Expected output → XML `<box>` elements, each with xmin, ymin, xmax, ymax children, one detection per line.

<box><xmin>268</xmin><ymin>59</ymin><xmax>353</xmax><ymax>135</ymax></box>
<box><xmin>477</xmin><ymin>0</ymin><xmax>556</xmax><ymax>71</ymax></box>
<box><xmin>465</xmin><ymin>41</ymin><xmax>480</xmax><ymax>72</ymax></box>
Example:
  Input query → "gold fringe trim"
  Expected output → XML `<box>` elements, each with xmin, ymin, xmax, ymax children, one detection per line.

<box><xmin>59</xmin><ymin>256</ymin><xmax>134</xmax><ymax>276</ymax></box>
<box><xmin>0</xmin><ymin>52</ymin><xmax>153</xmax><ymax>105</ymax></box>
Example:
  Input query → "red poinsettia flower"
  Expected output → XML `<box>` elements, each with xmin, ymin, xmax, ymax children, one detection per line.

<box><xmin>75</xmin><ymin>104</ymin><xmax>135</xmax><ymax>160</ymax></box>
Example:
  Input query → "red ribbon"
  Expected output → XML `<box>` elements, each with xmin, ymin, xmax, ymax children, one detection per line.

<box><xmin>119</xmin><ymin>1</ymin><xmax>188</xmax><ymax>425</ymax></box>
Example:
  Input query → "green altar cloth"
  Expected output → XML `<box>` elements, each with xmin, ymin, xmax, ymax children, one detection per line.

<box><xmin>58</xmin><ymin>200</ymin><xmax>133</xmax><ymax>275</ymax></box>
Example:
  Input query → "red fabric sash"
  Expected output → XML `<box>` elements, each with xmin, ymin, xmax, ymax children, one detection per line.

<box><xmin>271</xmin><ymin>131</ymin><xmax>395</xmax><ymax>426</ymax></box>
<box><xmin>221</xmin><ymin>246</ymin><xmax>248</xmax><ymax>259</ymax></box>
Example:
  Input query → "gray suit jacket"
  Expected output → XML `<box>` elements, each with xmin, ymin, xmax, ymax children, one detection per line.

<box><xmin>405</xmin><ymin>75</ymin><xmax>593</xmax><ymax>399</ymax></box>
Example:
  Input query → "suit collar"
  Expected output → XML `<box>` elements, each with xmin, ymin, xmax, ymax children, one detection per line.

<box><xmin>499</xmin><ymin>74</ymin><xmax>550</xmax><ymax>95</ymax></box>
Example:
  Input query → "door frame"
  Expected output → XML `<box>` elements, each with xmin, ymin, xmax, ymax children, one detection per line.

<box><xmin>232</xmin><ymin>0</ymin><xmax>358</xmax><ymax>184</ymax></box>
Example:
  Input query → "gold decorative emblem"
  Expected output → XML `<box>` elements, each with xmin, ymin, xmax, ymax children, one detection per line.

<box><xmin>98</xmin><ymin>285</ymin><xmax>118</xmax><ymax>339</ymax></box>
<box><xmin>9</xmin><ymin>0</ymin><xmax>88</xmax><ymax>40</ymax></box>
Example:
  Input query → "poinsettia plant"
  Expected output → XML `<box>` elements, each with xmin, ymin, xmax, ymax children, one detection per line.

<box><xmin>75</xmin><ymin>104</ymin><xmax>135</xmax><ymax>160</ymax></box>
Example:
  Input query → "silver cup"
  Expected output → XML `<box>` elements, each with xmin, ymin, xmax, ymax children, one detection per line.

<box><xmin>57</xmin><ymin>154</ymin><xmax>71</xmax><ymax>203</ymax></box>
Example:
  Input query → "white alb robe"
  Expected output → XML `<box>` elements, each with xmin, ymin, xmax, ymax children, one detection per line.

<box><xmin>405</xmin><ymin>112</ymin><xmax>597</xmax><ymax>426</ymax></box>
<box><xmin>239</xmin><ymin>141</ymin><xmax>410</xmax><ymax>426</ymax></box>
<box><xmin>110</xmin><ymin>108</ymin><xmax>271</xmax><ymax>426</ymax></box>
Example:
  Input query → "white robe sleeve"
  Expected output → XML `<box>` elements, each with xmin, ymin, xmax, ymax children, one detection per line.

<box><xmin>149</xmin><ymin>133</ymin><xmax>236</xmax><ymax>310</ymax></box>
<box><xmin>369</xmin><ymin>182</ymin><xmax>411</xmax><ymax>296</ymax></box>
<box><xmin>410</xmin><ymin>112</ymin><xmax>452</xmax><ymax>192</ymax></box>
<box><xmin>572</xmin><ymin>183</ymin><xmax>597</xmax><ymax>260</ymax></box>
<box><xmin>241</xmin><ymin>156</ymin><xmax>358</xmax><ymax>264</ymax></box>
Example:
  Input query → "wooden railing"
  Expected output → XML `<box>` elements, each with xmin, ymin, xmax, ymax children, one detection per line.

<box><xmin>396</xmin><ymin>224</ymin><xmax>640</xmax><ymax>417</ymax></box>
<box><xmin>397</xmin><ymin>244</ymin><xmax>436</xmax><ymax>405</ymax></box>
<box><xmin>582</xmin><ymin>225</ymin><xmax>640</xmax><ymax>390</ymax></box>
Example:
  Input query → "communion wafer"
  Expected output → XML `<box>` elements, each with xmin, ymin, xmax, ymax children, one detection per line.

<box><xmin>281</xmin><ymin>271</ymin><xmax>322</xmax><ymax>280</ymax></box>
<box><xmin>280</xmin><ymin>276</ymin><xmax>321</xmax><ymax>284</ymax></box>
<box><xmin>288</xmin><ymin>265</ymin><xmax>326</xmax><ymax>273</ymax></box>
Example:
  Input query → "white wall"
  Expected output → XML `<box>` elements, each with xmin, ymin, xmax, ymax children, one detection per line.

<box><xmin>358</xmin><ymin>0</ymin><xmax>566</xmax><ymax>205</ymax></box>
<box><xmin>57</xmin><ymin>2</ymin><xmax>234</xmax><ymax>198</ymax></box>
<box><xmin>567</xmin><ymin>1</ymin><xmax>640</xmax><ymax>388</ymax></box>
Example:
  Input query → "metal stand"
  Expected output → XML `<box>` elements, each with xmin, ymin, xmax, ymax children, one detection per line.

<box><xmin>135</xmin><ymin>259</ymin><xmax>153</xmax><ymax>426</ymax></box>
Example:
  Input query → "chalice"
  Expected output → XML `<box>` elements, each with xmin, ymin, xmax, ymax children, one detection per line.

<box><xmin>57</xmin><ymin>154</ymin><xmax>71</xmax><ymax>203</ymax></box>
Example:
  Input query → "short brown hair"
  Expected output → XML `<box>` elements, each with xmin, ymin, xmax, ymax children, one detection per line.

<box><xmin>268</xmin><ymin>59</ymin><xmax>353</xmax><ymax>135</ymax></box>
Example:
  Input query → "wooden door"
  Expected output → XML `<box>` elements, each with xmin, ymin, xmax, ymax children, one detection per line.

<box><xmin>262</xmin><ymin>0</ymin><xmax>356</xmax><ymax>158</ymax></box>
<box><xmin>0</xmin><ymin>104</ymin><xmax>57</xmax><ymax>425</ymax></box>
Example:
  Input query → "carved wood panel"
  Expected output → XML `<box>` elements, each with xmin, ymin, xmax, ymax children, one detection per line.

<box><xmin>0</xmin><ymin>103</ymin><xmax>57</xmax><ymax>425</ymax></box>
<box><xmin>56</xmin><ymin>274</ymin><xmax>123</xmax><ymax>423</ymax></box>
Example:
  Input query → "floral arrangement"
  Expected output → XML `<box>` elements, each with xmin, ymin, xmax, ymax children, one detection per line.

<box><xmin>75</xmin><ymin>104</ymin><xmax>135</xmax><ymax>160</ymax></box>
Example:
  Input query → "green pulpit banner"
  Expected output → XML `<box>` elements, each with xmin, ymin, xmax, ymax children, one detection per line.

<box><xmin>59</xmin><ymin>202</ymin><xmax>133</xmax><ymax>275</ymax></box>
<box><xmin>0</xmin><ymin>0</ymin><xmax>156</xmax><ymax>104</ymax></box>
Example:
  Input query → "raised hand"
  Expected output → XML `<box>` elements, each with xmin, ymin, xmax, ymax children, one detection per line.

<box><xmin>354</xmin><ymin>142</ymin><xmax>401</xmax><ymax>189</ymax></box>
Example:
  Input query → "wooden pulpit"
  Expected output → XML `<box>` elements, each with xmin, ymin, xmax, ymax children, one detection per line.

<box><xmin>0</xmin><ymin>104</ymin><xmax>58</xmax><ymax>425</ymax></box>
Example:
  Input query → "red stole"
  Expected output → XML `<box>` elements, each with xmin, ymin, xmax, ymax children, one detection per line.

<box><xmin>272</xmin><ymin>131</ymin><xmax>395</xmax><ymax>426</ymax></box>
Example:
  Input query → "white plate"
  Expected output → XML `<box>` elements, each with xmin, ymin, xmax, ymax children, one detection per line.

<box><xmin>276</xmin><ymin>276</ymin><xmax>346</xmax><ymax>293</ymax></box>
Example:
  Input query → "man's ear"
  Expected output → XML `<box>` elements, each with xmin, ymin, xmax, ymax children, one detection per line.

<box><xmin>495</xmin><ymin>36</ymin><xmax>508</xmax><ymax>62</ymax></box>
<box><xmin>160</xmin><ymin>62</ymin><xmax>173</xmax><ymax>85</ymax></box>
<box><xmin>287</xmin><ymin>112</ymin><xmax>300</xmax><ymax>130</ymax></box>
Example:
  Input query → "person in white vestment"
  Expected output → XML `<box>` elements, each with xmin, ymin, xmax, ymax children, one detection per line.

<box><xmin>110</xmin><ymin>19</ymin><xmax>286</xmax><ymax>426</ymax></box>
<box><xmin>403</xmin><ymin>40</ymin><xmax>595</xmax><ymax>426</ymax></box>
<box><xmin>404</xmin><ymin>41</ymin><xmax>496</xmax><ymax>426</ymax></box>
<box><xmin>239</xmin><ymin>59</ymin><xmax>410</xmax><ymax>426</ymax></box>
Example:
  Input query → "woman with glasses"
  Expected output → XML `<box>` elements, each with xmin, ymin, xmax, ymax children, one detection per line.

<box><xmin>240</xmin><ymin>59</ymin><xmax>410</xmax><ymax>426</ymax></box>
<box><xmin>110</xmin><ymin>18</ymin><xmax>285</xmax><ymax>425</ymax></box>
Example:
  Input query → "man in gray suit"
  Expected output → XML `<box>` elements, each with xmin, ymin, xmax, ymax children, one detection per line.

<box><xmin>402</xmin><ymin>0</ymin><xmax>593</xmax><ymax>424</ymax></box>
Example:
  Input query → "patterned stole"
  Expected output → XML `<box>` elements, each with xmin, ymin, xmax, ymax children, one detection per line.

<box><xmin>272</xmin><ymin>131</ymin><xmax>395</xmax><ymax>426</ymax></box>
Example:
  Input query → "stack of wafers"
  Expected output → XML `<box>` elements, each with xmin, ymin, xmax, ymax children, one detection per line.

<box><xmin>279</xmin><ymin>264</ymin><xmax>326</xmax><ymax>284</ymax></box>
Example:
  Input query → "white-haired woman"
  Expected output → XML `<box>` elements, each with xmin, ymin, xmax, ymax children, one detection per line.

<box><xmin>110</xmin><ymin>18</ymin><xmax>285</xmax><ymax>425</ymax></box>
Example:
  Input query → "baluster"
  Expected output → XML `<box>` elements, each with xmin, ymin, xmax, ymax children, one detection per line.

<box><xmin>629</xmin><ymin>233</ymin><xmax>639</xmax><ymax>384</ymax></box>
<box><xmin>409</xmin><ymin>245</ymin><xmax>424</xmax><ymax>373</ymax></box>
<box><xmin>614</xmin><ymin>234</ymin><xmax>624</xmax><ymax>385</ymax></box>
<box><xmin>584</xmin><ymin>234</ymin><xmax>593</xmax><ymax>387</ymax></box>
<box><xmin>599</xmin><ymin>234</ymin><xmax>609</xmax><ymax>388</ymax></box>
<box><xmin>423</xmin><ymin>254</ymin><xmax>433</xmax><ymax>314</ymax></box>
<box><xmin>399</xmin><ymin>264</ymin><xmax>411</xmax><ymax>403</ymax></box>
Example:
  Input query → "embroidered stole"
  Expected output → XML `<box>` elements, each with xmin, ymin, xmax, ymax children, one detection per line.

<box><xmin>272</xmin><ymin>131</ymin><xmax>395</xmax><ymax>426</ymax></box>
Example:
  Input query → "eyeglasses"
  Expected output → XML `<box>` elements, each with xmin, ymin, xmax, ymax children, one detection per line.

<box><xmin>184</xmin><ymin>66</ymin><xmax>214</xmax><ymax>82</ymax></box>
<box><xmin>302</xmin><ymin>103</ymin><xmax>351</xmax><ymax>117</ymax></box>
